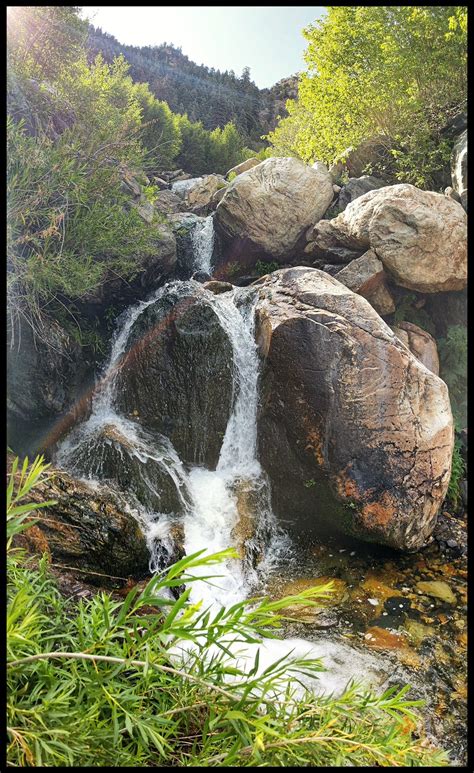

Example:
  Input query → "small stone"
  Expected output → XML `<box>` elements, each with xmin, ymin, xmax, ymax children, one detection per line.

<box><xmin>447</xmin><ymin>539</ymin><xmax>458</xmax><ymax>548</ymax></box>
<box><xmin>350</xmin><ymin>551</ymin><xmax>356</xmax><ymax>556</ymax></box>
<box><xmin>416</xmin><ymin>580</ymin><xmax>456</xmax><ymax>604</ymax></box>
<box><xmin>368</xmin><ymin>598</ymin><xmax>379</xmax><ymax>606</ymax></box>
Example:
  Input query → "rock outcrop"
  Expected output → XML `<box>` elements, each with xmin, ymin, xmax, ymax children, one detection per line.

<box><xmin>186</xmin><ymin>174</ymin><xmax>227</xmax><ymax>214</ymax></box>
<box><xmin>337</xmin><ymin>175</ymin><xmax>386</xmax><ymax>211</ymax></box>
<box><xmin>215</xmin><ymin>157</ymin><xmax>334</xmax><ymax>265</ymax></box>
<box><xmin>11</xmin><ymin>461</ymin><xmax>151</xmax><ymax>585</ymax></box>
<box><xmin>7</xmin><ymin>315</ymin><xmax>90</xmax><ymax>455</ymax></box>
<box><xmin>254</xmin><ymin>268</ymin><xmax>453</xmax><ymax>551</ymax></box>
<box><xmin>307</xmin><ymin>184</ymin><xmax>467</xmax><ymax>292</ymax></box>
<box><xmin>116</xmin><ymin>284</ymin><xmax>233</xmax><ymax>468</ymax></box>
<box><xmin>226</xmin><ymin>158</ymin><xmax>261</xmax><ymax>178</ymax></box>
<box><xmin>334</xmin><ymin>250</ymin><xmax>395</xmax><ymax>316</ymax></box>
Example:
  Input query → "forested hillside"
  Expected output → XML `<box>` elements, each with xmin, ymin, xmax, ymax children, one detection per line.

<box><xmin>87</xmin><ymin>25</ymin><xmax>294</xmax><ymax>143</ymax></box>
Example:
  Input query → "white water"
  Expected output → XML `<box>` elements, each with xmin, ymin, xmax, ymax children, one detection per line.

<box><xmin>54</xmin><ymin>276</ymin><xmax>392</xmax><ymax>702</ymax></box>
<box><xmin>191</xmin><ymin>215</ymin><xmax>214</xmax><ymax>274</ymax></box>
<box><xmin>55</xmin><ymin>280</ymin><xmax>276</xmax><ymax>605</ymax></box>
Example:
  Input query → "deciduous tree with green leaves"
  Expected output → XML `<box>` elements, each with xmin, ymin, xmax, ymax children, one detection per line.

<box><xmin>267</xmin><ymin>6</ymin><xmax>467</xmax><ymax>188</ymax></box>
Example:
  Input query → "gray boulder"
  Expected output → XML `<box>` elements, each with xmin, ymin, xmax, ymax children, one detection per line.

<box><xmin>337</xmin><ymin>175</ymin><xmax>386</xmax><ymax>211</ymax></box>
<box><xmin>115</xmin><ymin>284</ymin><xmax>233</xmax><ymax>468</ymax></box>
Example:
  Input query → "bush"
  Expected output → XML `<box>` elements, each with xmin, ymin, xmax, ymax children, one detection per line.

<box><xmin>7</xmin><ymin>116</ymin><xmax>161</xmax><ymax>337</ymax></box>
<box><xmin>6</xmin><ymin>456</ymin><xmax>448</xmax><ymax>767</ymax></box>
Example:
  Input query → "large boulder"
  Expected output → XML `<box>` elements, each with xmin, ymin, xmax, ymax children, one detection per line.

<box><xmin>308</xmin><ymin>184</ymin><xmax>467</xmax><ymax>293</ymax></box>
<box><xmin>254</xmin><ymin>268</ymin><xmax>453</xmax><ymax>551</ymax></box>
<box><xmin>337</xmin><ymin>175</ymin><xmax>387</xmax><ymax>211</ymax></box>
<box><xmin>10</xmin><ymin>459</ymin><xmax>151</xmax><ymax>585</ymax></box>
<box><xmin>391</xmin><ymin>321</ymin><xmax>440</xmax><ymax>376</ymax></box>
<box><xmin>451</xmin><ymin>130</ymin><xmax>467</xmax><ymax>211</ymax></box>
<box><xmin>115</xmin><ymin>283</ymin><xmax>233</xmax><ymax>468</ymax></box>
<box><xmin>214</xmin><ymin>157</ymin><xmax>334</xmax><ymax>265</ymax></box>
<box><xmin>169</xmin><ymin>212</ymin><xmax>208</xmax><ymax>278</ymax></box>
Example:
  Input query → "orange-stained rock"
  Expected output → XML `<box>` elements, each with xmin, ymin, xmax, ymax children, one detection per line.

<box><xmin>364</xmin><ymin>626</ymin><xmax>407</xmax><ymax>649</ymax></box>
<box><xmin>255</xmin><ymin>267</ymin><xmax>453</xmax><ymax>550</ymax></box>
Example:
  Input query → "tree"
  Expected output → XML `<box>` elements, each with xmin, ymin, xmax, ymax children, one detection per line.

<box><xmin>133</xmin><ymin>82</ymin><xmax>182</xmax><ymax>171</ymax></box>
<box><xmin>267</xmin><ymin>6</ymin><xmax>467</xmax><ymax>188</ymax></box>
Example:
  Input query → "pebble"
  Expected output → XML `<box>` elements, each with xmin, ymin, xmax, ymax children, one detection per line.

<box><xmin>447</xmin><ymin>539</ymin><xmax>458</xmax><ymax>548</ymax></box>
<box><xmin>368</xmin><ymin>598</ymin><xmax>379</xmax><ymax>606</ymax></box>
<box><xmin>350</xmin><ymin>551</ymin><xmax>356</xmax><ymax>556</ymax></box>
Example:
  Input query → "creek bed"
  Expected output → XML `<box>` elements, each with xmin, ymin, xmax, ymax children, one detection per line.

<box><xmin>258</xmin><ymin>509</ymin><xmax>467</xmax><ymax>765</ymax></box>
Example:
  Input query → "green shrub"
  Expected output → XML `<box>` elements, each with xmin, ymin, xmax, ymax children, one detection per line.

<box><xmin>438</xmin><ymin>325</ymin><xmax>467</xmax><ymax>427</ymax></box>
<box><xmin>446</xmin><ymin>435</ymin><xmax>466</xmax><ymax>510</ymax></box>
<box><xmin>7</xmin><ymin>116</ymin><xmax>161</xmax><ymax>336</ymax></box>
<box><xmin>254</xmin><ymin>260</ymin><xmax>280</xmax><ymax>277</ymax></box>
<box><xmin>7</xmin><ymin>456</ymin><xmax>447</xmax><ymax>767</ymax></box>
<box><xmin>392</xmin><ymin>293</ymin><xmax>437</xmax><ymax>336</ymax></box>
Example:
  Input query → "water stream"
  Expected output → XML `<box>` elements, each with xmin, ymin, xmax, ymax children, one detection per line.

<box><xmin>53</xmin><ymin>258</ymin><xmax>466</xmax><ymax>759</ymax></box>
<box><xmin>190</xmin><ymin>215</ymin><xmax>214</xmax><ymax>274</ymax></box>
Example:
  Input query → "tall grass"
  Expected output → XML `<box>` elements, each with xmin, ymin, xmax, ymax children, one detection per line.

<box><xmin>7</xmin><ymin>456</ymin><xmax>448</xmax><ymax>766</ymax></box>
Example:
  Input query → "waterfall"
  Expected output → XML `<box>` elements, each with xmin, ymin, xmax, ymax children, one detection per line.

<box><xmin>55</xmin><ymin>280</ymin><xmax>276</xmax><ymax>608</ymax></box>
<box><xmin>182</xmin><ymin>287</ymin><xmax>276</xmax><ymax>607</ymax></box>
<box><xmin>191</xmin><ymin>215</ymin><xmax>214</xmax><ymax>274</ymax></box>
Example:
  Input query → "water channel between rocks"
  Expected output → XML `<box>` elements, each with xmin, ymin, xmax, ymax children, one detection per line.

<box><xmin>54</xmin><ymin>261</ymin><xmax>467</xmax><ymax>765</ymax></box>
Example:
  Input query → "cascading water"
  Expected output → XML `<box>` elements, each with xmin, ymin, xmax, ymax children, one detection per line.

<box><xmin>190</xmin><ymin>215</ymin><xmax>214</xmax><ymax>274</ymax></box>
<box><xmin>55</xmin><ymin>278</ymin><xmax>276</xmax><ymax>606</ymax></box>
<box><xmin>54</xmin><ymin>276</ymin><xmax>389</xmax><ymax>701</ymax></box>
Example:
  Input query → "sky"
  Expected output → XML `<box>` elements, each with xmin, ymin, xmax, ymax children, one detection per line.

<box><xmin>79</xmin><ymin>6</ymin><xmax>326</xmax><ymax>88</ymax></box>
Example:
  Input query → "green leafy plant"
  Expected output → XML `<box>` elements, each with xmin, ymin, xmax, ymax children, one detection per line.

<box><xmin>266</xmin><ymin>7</ymin><xmax>466</xmax><ymax>190</ymax></box>
<box><xmin>392</xmin><ymin>293</ymin><xmax>436</xmax><ymax>336</ymax></box>
<box><xmin>6</xmin><ymin>455</ymin><xmax>447</xmax><ymax>767</ymax></box>
<box><xmin>446</xmin><ymin>435</ymin><xmax>466</xmax><ymax>509</ymax></box>
<box><xmin>304</xmin><ymin>479</ymin><xmax>317</xmax><ymax>488</ymax></box>
<box><xmin>438</xmin><ymin>325</ymin><xmax>467</xmax><ymax>427</ymax></box>
<box><xmin>254</xmin><ymin>260</ymin><xmax>280</xmax><ymax>277</ymax></box>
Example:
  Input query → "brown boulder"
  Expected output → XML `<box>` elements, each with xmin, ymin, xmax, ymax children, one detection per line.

<box><xmin>254</xmin><ymin>268</ymin><xmax>453</xmax><ymax>551</ymax></box>
<box><xmin>11</xmin><ymin>462</ymin><xmax>151</xmax><ymax>585</ymax></box>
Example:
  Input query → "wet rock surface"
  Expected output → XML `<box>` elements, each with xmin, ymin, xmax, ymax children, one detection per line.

<box><xmin>116</xmin><ymin>284</ymin><xmax>233</xmax><ymax>468</ymax></box>
<box><xmin>11</xmin><ymin>461</ymin><xmax>151</xmax><ymax>585</ymax></box>
<box><xmin>254</xmin><ymin>268</ymin><xmax>453</xmax><ymax>550</ymax></box>
<box><xmin>64</xmin><ymin>422</ymin><xmax>186</xmax><ymax>515</ymax></box>
<box><xmin>260</xmin><ymin>508</ymin><xmax>467</xmax><ymax>764</ymax></box>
